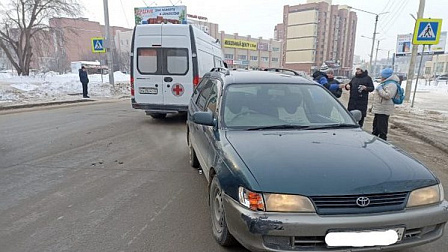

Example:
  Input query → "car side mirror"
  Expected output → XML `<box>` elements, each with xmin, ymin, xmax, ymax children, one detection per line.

<box><xmin>350</xmin><ymin>110</ymin><xmax>362</xmax><ymax>123</ymax></box>
<box><xmin>192</xmin><ymin>111</ymin><xmax>215</xmax><ymax>126</ymax></box>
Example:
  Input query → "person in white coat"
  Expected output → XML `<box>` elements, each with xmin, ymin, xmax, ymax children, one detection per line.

<box><xmin>371</xmin><ymin>68</ymin><xmax>399</xmax><ymax>141</ymax></box>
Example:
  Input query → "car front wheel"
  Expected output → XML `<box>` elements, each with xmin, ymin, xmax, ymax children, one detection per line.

<box><xmin>209</xmin><ymin>176</ymin><xmax>235</xmax><ymax>246</ymax></box>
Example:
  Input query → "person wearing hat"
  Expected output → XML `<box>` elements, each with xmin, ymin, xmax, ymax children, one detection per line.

<box><xmin>371</xmin><ymin>68</ymin><xmax>399</xmax><ymax>141</ymax></box>
<box><xmin>344</xmin><ymin>67</ymin><xmax>374</xmax><ymax>127</ymax></box>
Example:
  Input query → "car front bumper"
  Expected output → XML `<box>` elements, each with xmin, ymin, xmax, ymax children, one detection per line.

<box><xmin>223</xmin><ymin>194</ymin><xmax>448</xmax><ymax>252</ymax></box>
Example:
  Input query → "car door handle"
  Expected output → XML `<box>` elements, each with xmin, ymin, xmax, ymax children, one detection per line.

<box><xmin>164</xmin><ymin>77</ymin><xmax>173</xmax><ymax>82</ymax></box>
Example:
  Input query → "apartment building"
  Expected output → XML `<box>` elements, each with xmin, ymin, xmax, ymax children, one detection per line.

<box><xmin>280</xmin><ymin>0</ymin><xmax>357</xmax><ymax>76</ymax></box>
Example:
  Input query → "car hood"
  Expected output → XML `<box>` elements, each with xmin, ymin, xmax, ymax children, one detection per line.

<box><xmin>225</xmin><ymin>129</ymin><xmax>437</xmax><ymax>196</ymax></box>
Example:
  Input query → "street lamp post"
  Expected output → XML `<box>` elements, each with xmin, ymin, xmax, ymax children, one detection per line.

<box><xmin>361</xmin><ymin>35</ymin><xmax>383</xmax><ymax>77</ymax></box>
<box><xmin>349</xmin><ymin>7</ymin><xmax>388</xmax><ymax>73</ymax></box>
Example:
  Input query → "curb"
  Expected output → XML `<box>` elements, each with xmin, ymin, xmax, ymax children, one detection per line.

<box><xmin>391</xmin><ymin>119</ymin><xmax>448</xmax><ymax>155</ymax></box>
<box><xmin>0</xmin><ymin>99</ymin><xmax>94</xmax><ymax>111</ymax></box>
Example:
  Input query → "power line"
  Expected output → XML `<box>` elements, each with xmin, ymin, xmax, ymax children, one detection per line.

<box><xmin>381</xmin><ymin>0</ymin><xmax>393</xmax><ymax>13</ymax></box>
<box><xmin>378</xmin><ymin>0</ymin><xmax>405</xmax><ymax>31</ymax></box>
<box><xmin>381</xmin><ymin>0</ymin><xmax>411</xmax><ymax>35</ymax></box>
<box><xmin>119</xmin><ymin>0</ymin><xmax>130</xmax><ymax>27</ymax></box>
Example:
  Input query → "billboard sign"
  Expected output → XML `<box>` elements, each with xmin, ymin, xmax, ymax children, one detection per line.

<box><xmin>396</xmin><ymin>34</ymin><xmax>412</xmax><ymax>55</ymax></box>
<box><xmin>134</xmin><ymin>6</ymin><xmax>187</xmax><ymax>25</ymax></box>
<box><xmin>223</xmin><ymin>39</ymin><xmax>257</xmax><ymax>50</ymax></box>
<box><xmin>396</xmin><ymin>31</ymin><xmax>446</xmax><ymax>56</ymax></box>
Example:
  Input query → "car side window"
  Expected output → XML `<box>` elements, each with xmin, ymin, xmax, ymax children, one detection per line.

<box><xmin>193</xmin><ymin>77</ymin><xmax>209</xmax><ymax>99</ymax></box>
<box><xmin>196</xmin><ymin>79</ymin><xmax>214</xmax><ymax>110</ymax></box>
<box><xmin>205</xmin><ymin>80</ymin><xmax>219</xmax><ymax>115</ymax></box>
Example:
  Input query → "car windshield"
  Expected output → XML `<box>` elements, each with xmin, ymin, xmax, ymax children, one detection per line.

<box><xmin>222</xmin><ymin>83</ymin><xmax>356</xmax><ymax>129</ymax></box>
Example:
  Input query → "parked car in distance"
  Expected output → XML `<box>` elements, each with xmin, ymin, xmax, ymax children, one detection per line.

<box><xmin>436</xmin><ymin>74</ymin><xmax>448</xmax><ymax>82</ymax></box>
<box><xmin>186</xmin><ymin>68</ymin><xmax>448</xmax><ymax>252</ymax></box>
<box><xmin>334</xmin><ymin>75</ymin><xmax>350</xmax><ymax>83</ymax></box>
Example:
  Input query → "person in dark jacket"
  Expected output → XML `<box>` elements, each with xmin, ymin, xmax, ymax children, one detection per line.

<box><xmin>326</xmin><ymin>69</ymin><xmax>343</xmax><ymax>98</ymax></box>
<box><xmin>79</xmin><ymin>66</ymin><xmax>89</xmax><ymax>98</ymax></box>
<box><xmin>344</xmin><ymin>67</ymin><xmax>374</xmax><ymax>127</ymax></box>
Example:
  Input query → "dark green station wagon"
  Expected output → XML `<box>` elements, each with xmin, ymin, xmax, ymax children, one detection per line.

<box><xmin>186</xmin><ymin>68</ymin><xmax>448</xmax><ymax>252</ymax></box>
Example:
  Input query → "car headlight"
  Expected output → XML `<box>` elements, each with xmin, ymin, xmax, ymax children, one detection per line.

<box><xmin>406</xmin><ymin>184</ymin><xmax>444</xmax><ymax>208</ymax></box>
<box><xmin>264</xmin><ymin>193</ymin><xmax>316</xmax><ymax>212</ymax></box>
<box><xmin>238</xmin><ymin>187</ymin><xmax>265</xmax><ymax>211</ymax></box>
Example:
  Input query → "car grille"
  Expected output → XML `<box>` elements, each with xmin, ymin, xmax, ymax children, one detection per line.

<box><xmin>310</xmin><ymin>192</ymin><xmax>408</xmax><ymax>215</ymax></box>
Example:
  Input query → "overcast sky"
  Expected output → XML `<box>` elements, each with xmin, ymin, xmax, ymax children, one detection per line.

<box><xmin>79</xmin><ymin>0</ymin><xmax>448</xmax><ymax>61</ymax></box>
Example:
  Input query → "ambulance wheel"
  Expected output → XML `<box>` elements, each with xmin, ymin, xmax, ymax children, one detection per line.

<box><xmin>148</xmin><ymin>113</ymin><xmax>166</xmax><ymax>119</ymax></box>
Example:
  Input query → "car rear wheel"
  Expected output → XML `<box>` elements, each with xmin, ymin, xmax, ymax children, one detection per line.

<box><xmin>210</xmin><ymin>176</ymin><xmax>235</xmax><ymax>246</ymax></box>
<box><xmin>188</xmin><ymin>132</ymin><xmax>200</xmax><ymax>168</ymax></box>
<box><xmin>147</xmin><ymin>112</ymin><xmax>167</xmax><ymax>119</ymax></box>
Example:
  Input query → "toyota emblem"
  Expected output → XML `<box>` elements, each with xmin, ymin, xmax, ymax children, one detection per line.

<box><xmin>356</xmin><ymin>197</ymin><xmax>370</xmax><ymax>207</ymax></box>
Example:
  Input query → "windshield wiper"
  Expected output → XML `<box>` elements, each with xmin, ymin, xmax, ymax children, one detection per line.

<box><xmin>247</xmin><ymin>124</ymin><xmax>312</xmax><ymax>131</ymax></box>
<box><xmin>304</xmin><ymin>123</ymin><xmax>359</xmax><ymax>130</ymax></box>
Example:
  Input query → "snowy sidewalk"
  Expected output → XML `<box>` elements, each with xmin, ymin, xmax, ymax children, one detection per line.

<box><xmin>341</xmin><ymin>80</ymin><xmax>448</xmax><ymax>154</ymax></box>
<box><xmin>0</xmin><ymin>71</ymin><xmax>130</xmax><ymax>109</ymax></box>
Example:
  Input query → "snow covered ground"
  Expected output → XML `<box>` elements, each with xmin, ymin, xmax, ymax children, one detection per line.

<box><xmin>0</xmin><ymin>71</ymin><xmax>447</xmax><ymax>115</ymax></box>
<box><xmin>0</xmin><ymin>71</ymin><xmax>130</xmax><ymax>106</ymax></box>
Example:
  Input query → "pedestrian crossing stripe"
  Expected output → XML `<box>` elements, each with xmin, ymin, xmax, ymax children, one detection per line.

<box><xmin>413</xmin><ymin>18</ymin><xmax>442</xmax><ymax>45</ymax></box>
<box><xmin>91</xmin><ymin>37</ymin><xmax>106</xmax><ymax>53</ymax></box>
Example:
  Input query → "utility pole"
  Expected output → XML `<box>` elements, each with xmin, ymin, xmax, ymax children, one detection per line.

<box><xmin>348</xmin><ymin>7</ymin><xmax>387</xmax><ymax>73</ymax></box>
<box><xmin>103</xmin><ymin>0</ymin><xmax>114</xmax><ymax>85</ymax></box>
<box><xmin>374</xmin><ymin>39</ymin><xmax>381</xmax><ymax>77</ymax></box>
<box><xmin>405</xmin><ymin>0</ymin><xmax>425</xmax><ymax>101</ymax></box>
<box><xmin>370</xmin><ymin>14</ymin><xmax>379</xmax><ymax>74</ymax></box>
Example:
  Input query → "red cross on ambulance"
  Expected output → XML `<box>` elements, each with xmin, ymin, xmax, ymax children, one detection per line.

<box><xmin>172</xmin><ymin>83</ymin><xmax>184</xmax><ymax>97</ymax></box>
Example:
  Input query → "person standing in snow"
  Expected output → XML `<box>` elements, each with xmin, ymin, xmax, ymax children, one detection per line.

<box><xmin>371</xmin><ymin>68</ymin><xmax>399</xmax><ymax>141</ymax></box>
<box><xmin>344</xmin><ymin>67</ymin><xmax>374</xmax><ymax>127</ymax></box>
<box><xmin>79</xmin><ymin>66</ymin><xmax>89</xmax><ymax>98</ymax></box>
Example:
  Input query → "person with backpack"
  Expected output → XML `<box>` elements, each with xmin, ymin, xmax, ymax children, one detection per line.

<box><xmin>371</xmin><ymin>68</ymin><xmax>399</xmax><ymax>141</ymax></box>
<box><xmin>344</xmin><ymin>67</ymin><xmax>374</xmax><ymax>127</ymax></box>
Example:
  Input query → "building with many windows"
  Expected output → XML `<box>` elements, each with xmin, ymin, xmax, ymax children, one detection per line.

<box><xmin>279</xmin><ymin>0</ymin><xmax>357</xmax><ymax>76</ymax></box>
<box><xmin>219</xmin><ymin>32</ymin><xmax>282</xmax><ymax>70</ymax></box>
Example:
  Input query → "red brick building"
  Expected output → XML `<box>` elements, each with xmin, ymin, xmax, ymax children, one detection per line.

<box><xmin>49</xmin><ymin>17</ymin><xmax>132</xmax><ymax>71</ymax></box>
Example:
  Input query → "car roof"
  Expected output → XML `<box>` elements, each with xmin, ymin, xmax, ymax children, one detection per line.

<box><xmin>205</xmin><ymin>69</ymin><xmax>317</xmax><ymax>86</ymax></box>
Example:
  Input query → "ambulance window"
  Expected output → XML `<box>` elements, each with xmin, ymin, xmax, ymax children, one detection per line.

<box><xmin>166</xmin><ymin>49</ymin><xmax>188</xmax><ymax>75</ymax></box>
<box><xmin>137</xmin><ymin>48</ymin><xmax>158</xmax><ymax>74</ymax></box>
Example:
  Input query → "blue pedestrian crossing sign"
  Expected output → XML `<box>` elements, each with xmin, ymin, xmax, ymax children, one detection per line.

<box><xmin>91</xmin><ymin>37</ymin><xmax>106</xmax><ymax>53</ymax></box>
<box><xmin>413</xmin><ymin>18</ymin><xmax>442</xmax><ymax>45</ymax></box>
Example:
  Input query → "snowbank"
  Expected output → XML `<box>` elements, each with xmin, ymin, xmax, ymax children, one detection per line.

<box><xmin>0</xmin><ymin>71</ymin><xmax>130</xmax><ymax>105</ymax></box>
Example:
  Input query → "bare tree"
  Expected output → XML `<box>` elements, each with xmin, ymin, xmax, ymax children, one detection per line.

<box><xmin>0</xmin><ymin>0</ymin><xmax>81</xmax><ymax>75</ymax></box>
<box><xmin>114</xmin><ymin>50</ymin><xmax>130</xmax><ymax>73</ymax></box>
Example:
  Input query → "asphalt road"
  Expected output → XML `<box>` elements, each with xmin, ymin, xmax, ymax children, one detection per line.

<box><xmin>0</xmin><ymin>100</ymin><xmax>447</xmax><ymax>252</ymax></box>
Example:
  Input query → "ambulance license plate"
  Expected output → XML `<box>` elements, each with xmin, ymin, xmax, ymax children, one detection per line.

<box><xmin>139</xmin><ymin>87</ymin><xmax>158</xmax><ymax>94</ymax></box>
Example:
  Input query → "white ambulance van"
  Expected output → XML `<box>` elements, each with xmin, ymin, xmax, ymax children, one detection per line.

<box><xmin>130</xmin><ymin>24</ymin><xmax>224</xmax><ymax>119</ymax></box>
